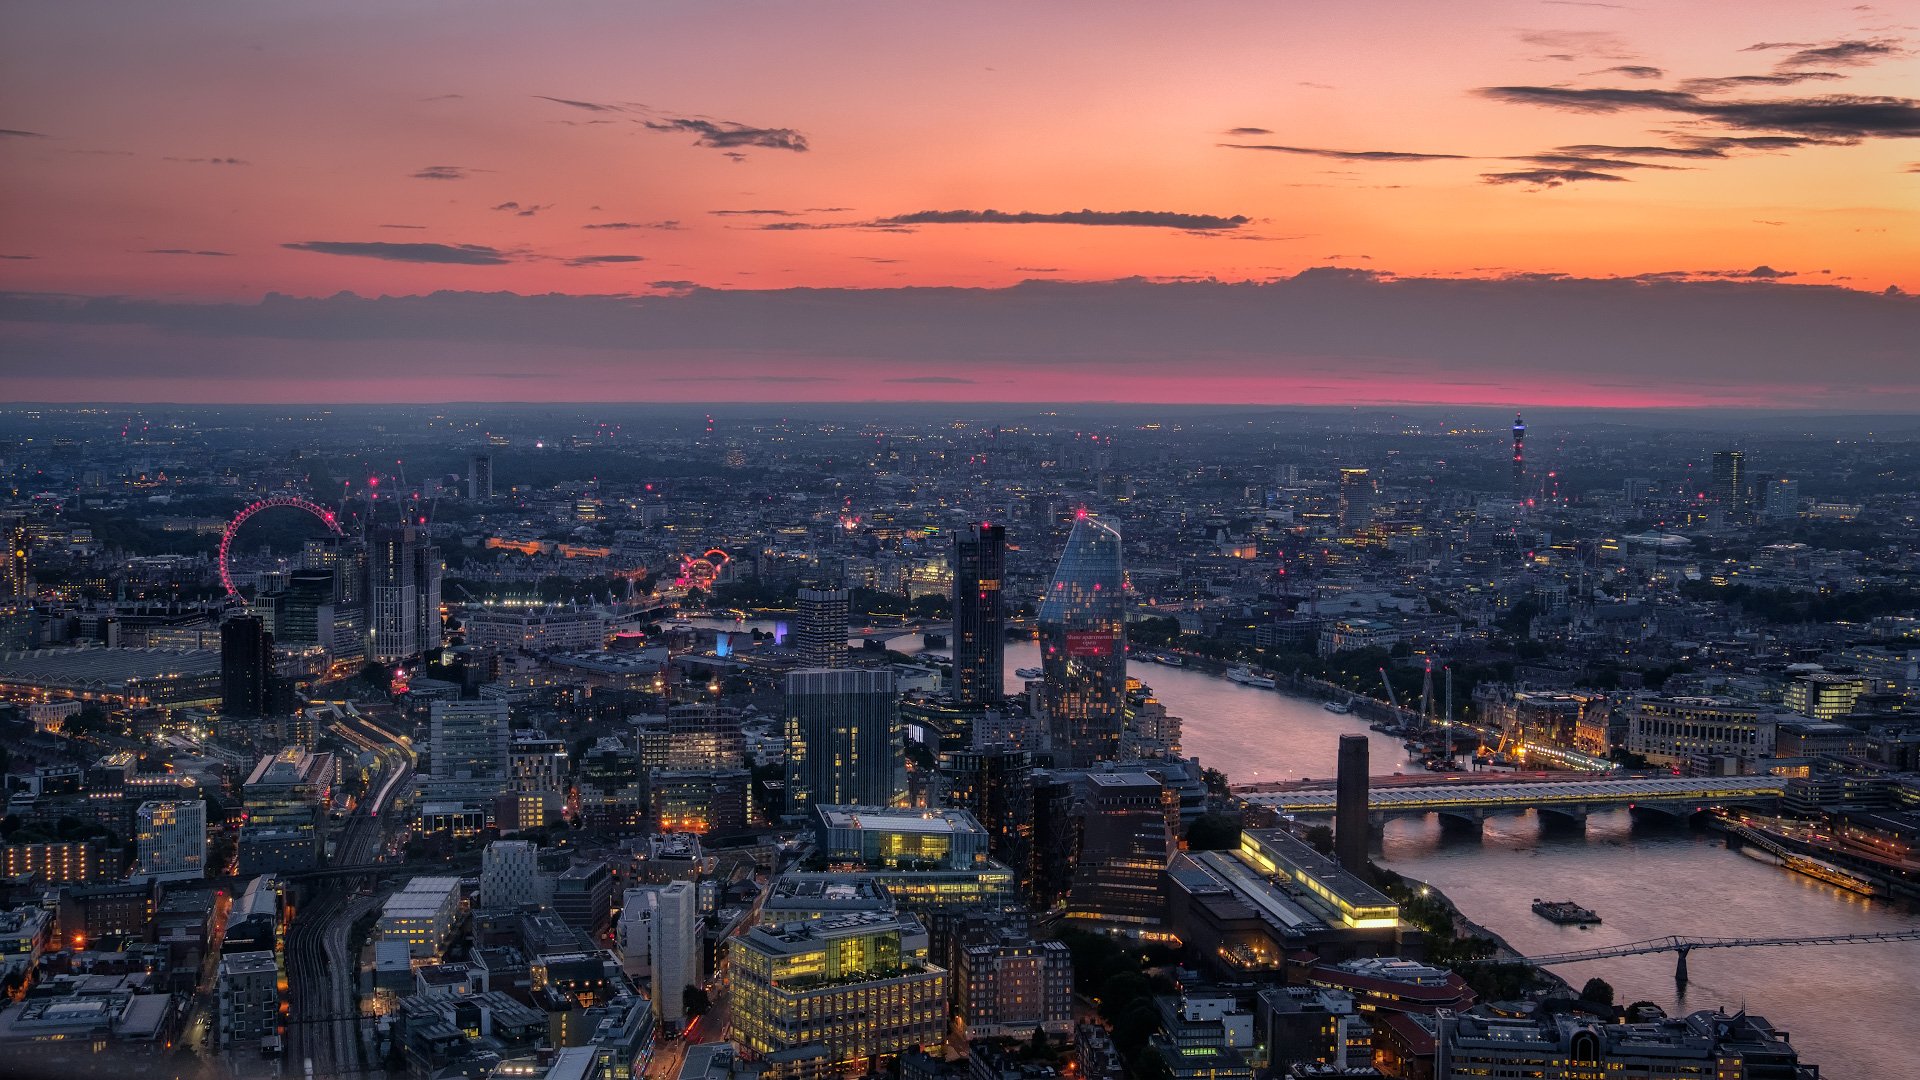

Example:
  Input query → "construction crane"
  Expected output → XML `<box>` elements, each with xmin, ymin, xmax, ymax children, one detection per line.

<box><xmin>1378</xmin><ymin>668</ymin><xmax>1401</xmax><ymax>711</ymax></box>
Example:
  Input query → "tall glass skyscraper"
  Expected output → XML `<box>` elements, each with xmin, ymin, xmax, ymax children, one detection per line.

<box><xmin>951</xmin><ymin>523</ymin><xmax>1005</xmax><ymax>710</ymax></box>
<box><xmin>1040</xmin><ymin>513</ymin><xmax>1126</xmax><ymax>767</ymax></box>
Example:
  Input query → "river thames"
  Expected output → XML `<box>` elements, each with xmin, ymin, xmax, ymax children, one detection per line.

<box><xmin>690</xmin><ymin>619</ymin><xmax>1917</xmax><ymax>1076</ymax></box>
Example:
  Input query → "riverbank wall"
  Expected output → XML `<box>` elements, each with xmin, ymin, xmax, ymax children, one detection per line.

<box><xmin>1389</xmin><ymin>869</ymin><xmax>1575</xmax><ymax>997</ymax></box>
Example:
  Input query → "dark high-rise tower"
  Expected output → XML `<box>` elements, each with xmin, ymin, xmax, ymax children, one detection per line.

<box><xmin>784</xmin><ymin>668</ymin><xmax>902</xmax><ymax>812</ymax></box>
<box><xmin>1040</xmin><ymin>513</ymin><xmax>1126</xmax><ymax>767</ymax></box>
<box><xmin>1711</xmin><ymin>450</ymin><xmax>1747</xmax><ymax>519</ymax></box>
<box><xmin>1</xmin><ymin>517</ymin><xmax>27</xmax><ymax>599</ymax></box>
<box><xmin>368</xmin><ymin>525</ymin><xmax>439</xmax><ymax>662</ymax></box>
<box><xmin>1511</xmin><ymin>414</ymin><xmax>1527</xmax><ymax>499</ymax></box>
<box><xmin>0</xmin><ymin>517</ymin><xmax>30</xmax><ymax>649</ymax></box>
<box><xmin>1337</xmin><ymin>467</ymin><xmax>1375</xmax><ymax>532</ymax></box>
<box><xmin>951</xmin><ymin>523</ymin><xmax>1006</xmax><ymax>710</ymax></box>
<box><xmin>467</xmin><ymin>453</ymin><xmax>493</xmax><ymax>500</ymax></box>
<box><xmin>1335</xmin><ymin>734</ymin><xmax>1370</xmax><ymax>875</ymax></box>
<box><xmin>940</xmin><ymin>746</ymin><xmax>1032</xmax><ymax>873</ymax></box>
<box><xmin>221</xmin><ymin>614</ymin><xmax>275</xmax><ymax>718</ymax></box>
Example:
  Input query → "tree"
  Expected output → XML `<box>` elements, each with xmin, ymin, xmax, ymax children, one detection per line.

<box><xmin>1303</xmin><ymin>824</ymin><xmax>1335</xmax><ymax>855</ymax></box>
<box><xmin>1185</xmin><ymin>812</ymin><xmax>1241</xmax><ymax>852</ymax></box>
<box><xmin>683</xmin><ymin>984</ymin><xmax>711</xmax><ymax>1018</ymax></box>
<box><xmin>1580</xmin><ymin>977</ymin><xmax>1615</xmax><ymax>1006</ymax></box>
<box><xmin>1095</xmin><ymin>972</ymin><xmax>1152</xmax><ymax>1023</ymax></box>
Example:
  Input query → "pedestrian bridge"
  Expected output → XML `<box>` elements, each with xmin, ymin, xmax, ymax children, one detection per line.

<box><xmin>1243</xmin><ymin>775</ymin><xmax>1787</xmax><ymax>825</ymax></box>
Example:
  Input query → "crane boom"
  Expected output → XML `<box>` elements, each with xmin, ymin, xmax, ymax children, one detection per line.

<box><xmin>1378</xmin><ymin>668</ymin><xmax>1401</xmax><ymax>710</ymax></box>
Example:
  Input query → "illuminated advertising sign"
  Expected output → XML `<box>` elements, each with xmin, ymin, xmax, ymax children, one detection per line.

<box><xmin>1066</xmin><ymin>631</ymin><xmax>1115</xmax><ymax>657</ymax></box>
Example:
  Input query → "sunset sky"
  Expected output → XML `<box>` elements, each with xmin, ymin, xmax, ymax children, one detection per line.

<box><xmin>2</xmin><ymin>0</ymin><xmax>1915</xmax><ymax>406</ymax></box>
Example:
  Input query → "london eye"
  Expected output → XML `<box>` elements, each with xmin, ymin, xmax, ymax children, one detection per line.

<box><xmin>216</xmin><ymin>495</ymin><xmax>344</xmax><ymax>599</ymax></box>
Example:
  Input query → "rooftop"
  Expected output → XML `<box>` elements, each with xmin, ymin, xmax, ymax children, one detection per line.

<box><xmin>815</xmin><ymin>805</ymin><xmax>986</xmax><ymax>835</ymax></box>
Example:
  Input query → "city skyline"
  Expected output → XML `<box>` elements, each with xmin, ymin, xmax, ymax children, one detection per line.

<box><xmin>2</xmin><ymin>1</ymin><xmax>1917</xmax><ymax>407</ymax></box>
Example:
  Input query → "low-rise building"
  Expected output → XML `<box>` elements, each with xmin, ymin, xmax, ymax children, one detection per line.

<box><xmin>953</xmin><ymin>927</ymin><xmax>1072</xmax><ymax>1040</ymax></box>
<box><xmin>217</xmin><ymin>949</ymin><xmax>282</xmax><ymax>1054</ymax></box>
<box><xmin>813</xmin><ymin>805</ymin><xmax>991</xmax><ymax>869</ymax></box>
<box><xmin>378</xmin><ymin>876</ymin><xmax>465</xmax><ymax>960</ymax></box>
<box><xmin>1438</xmin><ymin>1007</ymin><xmax>1812</xmax><ymax>1079</ymax></box>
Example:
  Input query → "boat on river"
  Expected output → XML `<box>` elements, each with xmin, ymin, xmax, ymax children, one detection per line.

<box><xmin>1014</xmin><ymin>667</ymin><xmax>1043</xmax><ymax>679</ymax></box>
<box><xmin>1226</xmin><ymin>666</ymin><xmax>1276</xmax><ymax>689</ymax></box>
<box><xmin>1532</xmin><ymin>899</ymin><xmax>1602</xmax><ymax>926</ymax></box>
<box><xmin>1322</xmin><ymin>700</ymin><xmax>1352</xmax><ymax>714</ymax></box>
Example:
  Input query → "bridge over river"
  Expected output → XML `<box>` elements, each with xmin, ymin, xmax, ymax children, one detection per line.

<box><xmin>1471</xmin><ymin>928</ymin><xmax>1920</xmax><ymax>986</ymax></box>
<box><xmin>1241</xmin><ymin>774</ymin><xmax>1787</xmax><ymax>825</ymax></box>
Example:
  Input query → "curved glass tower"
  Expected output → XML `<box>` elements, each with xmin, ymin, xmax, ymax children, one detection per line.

<box><xmin>1040</xmin><ymin>513</ymin><xmax>1126</xmax><ymax>766</ymax></box>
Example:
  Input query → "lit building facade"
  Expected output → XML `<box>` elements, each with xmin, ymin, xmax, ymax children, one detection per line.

<box><xmin>1040</xmin><ymin>514</ymin><xmax>1127</xmax><ymax>768</ymax></box>
<box><xmin>0</xmin><ymin>841</ymin><xmax>107</xmax><ymax>884</ymax></box>
<box><xmin>730</xmin><ymin>912</ymin><xmax>947</xmax><ymax>1073</ymax></box>
<box><xmin>795</xmin><ymin>587</ymin><xmax>850</xmax><ymax>669</ymax></box>
<box><xmin>133</xmin><ymin>799</ymin><xmax>206</xmax><ymax>883</ymax></box>
<box><xmin>813</xmin><ymin>805</ymin><xmax>990</xmax><ymax>869</ymax></box>
<box><xmin>1628</xmin><ymin>697</ymin><xmax>1777</xmax><ymax>767</ymax></box>
<box><xmin>377</xmin><ymin>876</ymin><xmax>463</xmax><ymax>959</ymax></box>
<box><xmin>1337</xmin><ymin>468</ymin><xmax>1375</xmax><ymax>532</ymax></box>
<box><xmin>1783</xmin><ymin>673</ymin><xmax>1867</xmax><ymax>720</ymax></box>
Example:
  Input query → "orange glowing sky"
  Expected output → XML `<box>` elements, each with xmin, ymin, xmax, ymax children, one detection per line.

<box><xmin>0</xmin><ymin>1</ymin><xmax>1916</xmax><ymax>404</ymax></box>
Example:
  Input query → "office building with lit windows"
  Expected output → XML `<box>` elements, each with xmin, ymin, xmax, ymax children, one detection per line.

<box><xmin>132</xmin><ymin>799</ymin><xmax>206</xmax><ymax>883</ymax></box>
<box><xmin>1627</xmin><ymin>697</ymin><xmax>1778</xmax><ymax>767</ymax></box>
<box><xmin>1039</xmin><ymin>514</ymin><xmax>1126</xmax><ymax>768</ymax></box>
<box><xmin>730</xmin><ymin>912</ymin><xmax>947</xmax><ymax>1075</ymax></box>
<box><xmin>1166</xmin><ymin>830</ymin><xmax>1404</xmax><ymax>977</ymax></box>
<box><xmin>1066</xmin><ymin>772</ymin><xmax>1172</xmax><ymax>926</ymax></box>
<box><xmin>1783</xmin><ymin>672</ymin><xmax>1867</xmax><ymax>720</ymax></box>
<box><xmin>795</xmin><ymin>587</ymin><xmax>850</xmax><ymax>669</ymax></box>
<box><xmin>377</xmin><ymin>876</ymin><xmax>464</xmax><ymax>959</ymax></box>
<box><xmin>0</xmin><ymin>841</ymin><xmax>107</xmax><ymax>884</ymax></box>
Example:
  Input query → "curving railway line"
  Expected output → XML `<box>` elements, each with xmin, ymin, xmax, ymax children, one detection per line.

<box><xmin>285</xmin><ymin>714</ymin><xmax>412</xmax><ymax>1078</ymax></box>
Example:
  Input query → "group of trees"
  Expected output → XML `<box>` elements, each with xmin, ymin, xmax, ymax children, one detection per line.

<box><xmin>1374</xmin><ymin>870</ymin><xmax>1542</xmax><ymax>1001</ymax></box>
<box><xmin>1680</xmin><ymin>580</ymin><xmax>1920</xmax><ymax>625</ymax></box>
